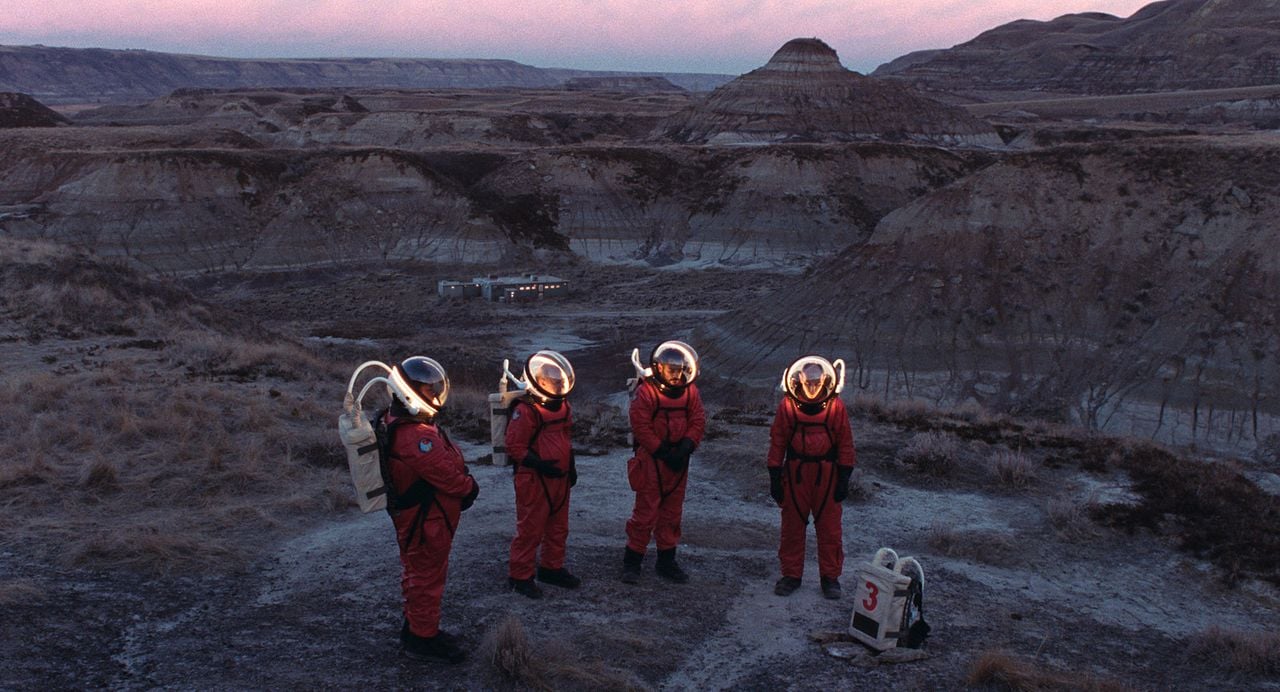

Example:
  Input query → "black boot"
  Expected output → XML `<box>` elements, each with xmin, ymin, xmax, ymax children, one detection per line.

<box><xmin>537</xmin><ymin>566</ymin><xmax>582</xmax><ymax>589</ymax></box>
<box><xmin>655</xmin><ymin>548</ymin><xmax>689</xmax><ymax>584</ymax></box>
<box><xmin>401</xmin><ymin>623</ymin><xmax>466</xmax><ymax>664</ymax></box>
<box><xmin>621</xmin><ymin>547</ymin><xmax>643</xmax><ymax>584</ymax></box>
<box><xmin>774</xmin><ymin>576</ymin><xmax>802</xmax><ymax>596</ymax></box>
<box><xmin>821</xmin><ymin>577</ymin><xmax>842</xmax><ymax>600</ymax></box>
<box><xmin>508</xmin><ymin>577</ymin><xmax>544</xmax><ymax>599</ymax></box>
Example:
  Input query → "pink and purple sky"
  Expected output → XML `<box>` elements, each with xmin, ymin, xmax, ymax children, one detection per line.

<box><xmin>2</xmin><ymin>0</ymin><xmax>1155</xmax><ymax>74</ymax></box>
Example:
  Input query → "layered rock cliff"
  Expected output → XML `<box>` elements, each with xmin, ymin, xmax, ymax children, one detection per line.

<box><xmin>658</xmin><ymin>38</ymin><xmax>1000</xmax><ymax>146</ymax></box>
<box><xmin>874</xmin><ymin>0</ymin><xmax>1280</xmax><ymax>99</ymax></box>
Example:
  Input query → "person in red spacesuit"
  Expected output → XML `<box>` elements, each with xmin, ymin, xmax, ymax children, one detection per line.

<box><xmin>506</xmin><ymin>350</ymin><xmax>581</xmax><ymax>599</ymax></box>
<box><xmin>767</xmin><ymin>355</ymin><xmax>856</xmax><ymax>600</ymax></box>
<box><xmin>382</xmin><ymin>356</ymin><xmax>479</xmax><ymax>663</ymax></box>
<box><xmin>622</xmin><ymin>340</ymin><xmax>706</xmax><ymax>585</ymax></box>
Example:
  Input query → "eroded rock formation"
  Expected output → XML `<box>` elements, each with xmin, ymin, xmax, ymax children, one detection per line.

<box><xmin>700</xmin><ymin>135</ymin><xmax>1280</xmax><ymax>448</ymax></box>
<box><xmin>657</xmin><ymin>38</ymin><xmax>1001</xmax><ymax>146</ymax></box>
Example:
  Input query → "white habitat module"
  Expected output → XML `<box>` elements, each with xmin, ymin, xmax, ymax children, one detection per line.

<box><xmin>337</xmin><ymin>361</ymin><xmax>396</xmax><ymax>513</ymax></box>
<box><xmin>848</xmin><ymin>548</ymin><xmax>926</xmax><ymax>651</ymax></box>
<box><xmin>489</xmin><ymin>359</ymin><xmax>530</xmax><ymax>467</ymax></box>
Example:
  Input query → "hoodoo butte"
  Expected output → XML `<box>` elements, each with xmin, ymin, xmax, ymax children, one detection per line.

<box><xmin>657</xmin><ymin>38</ymin><xmax>1002</xmax><ymax>146</ymax></box>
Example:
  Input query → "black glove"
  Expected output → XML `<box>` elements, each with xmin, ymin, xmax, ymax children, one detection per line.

<box><xmin>461</xmin><ymin>476</ymin><xmax>480</xmax><ymax>511</ymax></box>
<box><xmin>568</xmin><ymin>451</ymin><xmax>578</xmax><ymax>488</ymax></box>
<box><xmin>657</xmin><ymin>443</ymin><xmax>687</xmax><ymax>472</ymax></box>
<box><xmin>769</xmin><ymin>467</ymin><xmax>784</xmax><ymax>505</ymax></box>
<box><xmin>833</xmin><ymin>467</ymin><xmax>852</xmax><ymax>503</ymax></box>
<box><xmin>522</xmin><ymin>452</ymin><xmax>565</xmax><ymax>478</ymax></box>
<box><xmin>676</xmin><ymin>438</ymin><xmax>695</xmax><ymax>462</ymax></box>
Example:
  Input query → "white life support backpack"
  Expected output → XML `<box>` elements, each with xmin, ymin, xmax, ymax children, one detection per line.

<box><xmin>849</xmin><ymin>548</ymin><xmax>930</xmax><ymax>651</ymax></box>
<box><xmin>337</xmin><ymin>361</ymin><xmax>396</xmax><ymax>514</ymax></box>
<box><xmin>488</xmin><ymin>358</ymin><xmax>539</xmax><ymax>467</ymax></box>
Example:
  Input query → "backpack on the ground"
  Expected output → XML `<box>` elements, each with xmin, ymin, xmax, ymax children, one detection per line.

<box><xmin>338</xmin><ymin>361</ymin><xmax>397</xmax><ymax>513</ymax></box>
<box><xmin>849</xmin><ymin>548</ymin><xmax>930</xmax><ymax>651</ymax></box>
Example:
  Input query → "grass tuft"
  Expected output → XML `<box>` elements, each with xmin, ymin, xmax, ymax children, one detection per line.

<box><xmin>1187</xmin><ymin>626</ymin><xmax>1280</xmax><ymax>676</ymax></box>
<box><xmin>991</xmin><ymin>449</ymin><xmax>1038</xmax><ymax>489</ymax></box>
<box><xmin>966</xmin><ymin>649</ymin><xmax>1133</xmax><ymax>691</ymax></box>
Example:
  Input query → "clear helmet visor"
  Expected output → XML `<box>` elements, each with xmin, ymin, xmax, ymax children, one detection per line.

<box><xmin>650</xmin><ymin>341</ymin><xmax>699</xmax><ymax>388</ymax></box>
<box><xmin>525</xmin><ymin>350</ymin><xmax>575</xmax><ymax>400</ymax></box>
<box><xmin>785</xmin><ymin>356</ymin><xmax>836</xmax><ymax>404</ymax></box>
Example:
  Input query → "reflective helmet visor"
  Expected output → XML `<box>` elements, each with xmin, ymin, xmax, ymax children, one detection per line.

<box><xmin>785</xmin><ymin>356</ymin><xmax>835</xmax><ymax>405</ymax></box>
<box><xmin>650</xmin><ymin>341</ymin><xmax>699</xmax><ymax>388</ymax></box>
<box><xmin>526</xmin><ymin>350</ymin><xmax>575</xmax><ymax>401</ymax></box>
<box><xmin>394</xmin><ymin>356</ymin><xmax>450</xmax><ymax>415</ymax></box>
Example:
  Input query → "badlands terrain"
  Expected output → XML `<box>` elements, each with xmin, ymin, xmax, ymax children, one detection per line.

<box><xmin>2</xmin><ymin>0</ymin><xmax>1279</xmax><ymax>688</ymax></box>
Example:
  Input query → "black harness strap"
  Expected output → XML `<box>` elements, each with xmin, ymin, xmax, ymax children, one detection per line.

<box><xmin>782</xmin><ymin>404</ymin><xmax>838</xmax><ymax>525</ymax></box>
<box><xmin>513</xmin><ymin>401</ymin><xmax>570</xmax><ymax>517</ymax></box>
<box><xmin>377</xmin><ymin>412</ymin><xmax>456</xmax><ymax>546</ymax></box>
<box><xmin>645</xmin><ymin>386</ymin><xmax>692</xmax><ymax>501</ymax></box>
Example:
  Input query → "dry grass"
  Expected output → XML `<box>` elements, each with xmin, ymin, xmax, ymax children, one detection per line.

<box><xmin>480</xmin><ymin>615</ymin><xmax>647</xmax><ymax>691</ymax></box>
<box><xmin>1045</xmin><ymin>496</ymin><xmax>1098</xmax><ymax>543</ymax></box>
<box><xmin>66</xmin><ymin>522</ymin><xmax>242</xmax><ymax>574</ymax></box>
<box><xmin>481</xmin><ymin>615</ymin><xmax>549</xmax><ymax>690</ymax></box>
<box><xmin>966</xmin><ymin>650</ymin><xmax>1134</xmax><ymax>691</ymax></box>
<box><xmin>1187</xmin><ymin>627</ymin><xmax>1280</xmax><ymax>676</ymax></box>
<box><xmin>0</xmin><ymin>332</ymin><xmax>348</xmax><ymax>573</ymax></box>
<box><xmin>1094</xmin><ymin>444</ymin><xmax>1280</xmax><ymax>586</ymax></box>
<box><xmin>991</xmin><ymin>450</ymin><xmax>1038</xmax><ymax>489</ymax></box>
<box><xmin>897</xmin><ymin>431</ymin><xmax>959</xmax><ymax>476</ymax></box>
<box><xmin>927</xmin><ymin>524</ymin><xmax>1019</xmax><ymax>565</ymax></box>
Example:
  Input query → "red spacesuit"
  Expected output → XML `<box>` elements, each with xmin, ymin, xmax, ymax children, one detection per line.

<box><xmin>506</xmin><ymin>350</ymin><xmax>580</xmax><ymax>598</ymax></box>
<box><xmin>382</xmin><ymin>356</ymin><xmax>477</xmax><ymax>663</ymax></box>
<box><xmin>623</xmin><ymin>341</ymin><xmax>706</xmax><ymax>584</ymax></box>
<box><xmin>767</xmin><ymin>355</ymin><xmax>856</xmax><ymax>600</ymax></box>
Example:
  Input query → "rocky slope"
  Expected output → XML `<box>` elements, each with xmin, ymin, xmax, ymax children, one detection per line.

<box><xmin>700</xmin><ymin>133</ymin><xmax>1280</xmax><ymax>451</ymax></box>
<box><xmin>0</xmin><ymin>92</ymin><xmax>68</xmax><ymax>127</ymax></box>
<box><xmin>874</xmin><ymin>0</ymin><xmax>1280</xmax><ymax>100</ymax></box>
<box><xmin>0</xmin><ymin>44</ymin><xmax>731</xmax><ymax>105</ymax></box>
<box><xmin>659</xmin><ymin>39</ymin><xmax>1000</xmax><ymax>146</ymax></box>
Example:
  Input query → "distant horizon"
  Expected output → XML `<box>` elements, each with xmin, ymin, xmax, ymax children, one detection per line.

<box><xmin>2</xmin><ymin>1</ymin><xmax>1156</xmax><ymax>75</ymax></box>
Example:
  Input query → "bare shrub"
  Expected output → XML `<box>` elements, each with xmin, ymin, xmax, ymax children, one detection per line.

<box><xmin>991</xmin><ymin>450</ymin><xmax>1037</xmax><ymax>489</ymax></box>
<box><xmin>966</xmin><ymin>649</ymin><xmax>1134</xmax><ymax>691</ymax></box>
<box><xmin>884</xmin><ymin>398</ymin><xmax>937</xmax><ymax>426</ymax></box>
<box><xmin>927</xmin><ymin>524</ymin><xmax>1017</xmax><ymax>564</ymax></box>
<box><xmin>1188</xmin><ymin>626</ymin><xmax>1280</xmax><ymax>676</ymax></box>
<box><xmin>439</xmin><ymin>384</ymin><xmax>497</xmax><ymax>444</ymax></box>
<box><xmin>951</xmin><ymin>399</ymin><xmax>993</xmax><ymax>424</ymax></box>
<box><xmin>481</xmin><ymin>614</ymin><xmax>547</xmax><ymax>690</ymax></box>
<box><xmin>1046</xmin><ymin>496</ymin><xmax>1098</xmax><ymax>542</ymax></box>
<box><xmin>847</xmin><ymin>394</ymin><xmax>886</xmax><ymax>419</ymax></box>
<box><xmin>573</xmin><ymin>400</ymin><xmax>630</xmax><ymax>452</ymax></box>
<box><xmin>897</xmin><ymin>431</ymin><xmax>958</xmax><ymax>476</ymax></box>
<box><xmin>0</xmin><ymin>578</ymin><xmax>46</xmax><ymax>606</ymax></box>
